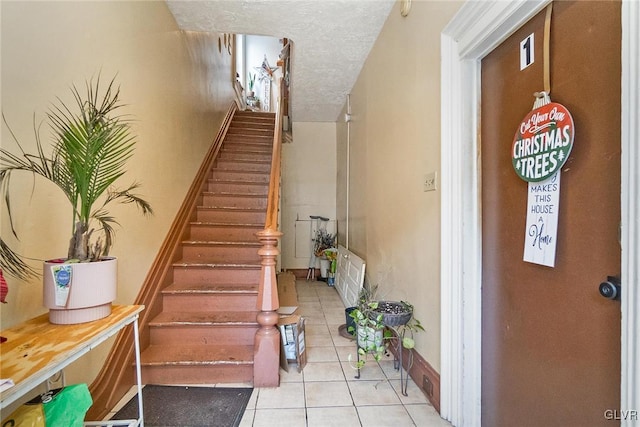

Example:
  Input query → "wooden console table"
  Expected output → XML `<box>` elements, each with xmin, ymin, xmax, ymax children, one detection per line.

<box><xmin>0</xmin><ymin>305</ymin><xmax>145</xmax><ymax>426</ymax></box>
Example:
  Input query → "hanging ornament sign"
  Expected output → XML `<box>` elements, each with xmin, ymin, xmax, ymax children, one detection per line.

<box><xmin>512</xmin><ymin>102</ymin><xmax>574</xmax><ymax>182</ymax></box>
<box><xmin>512</xmin><ymin>95</ymin><xmax>575</xmax><ymax>267</ymax></box>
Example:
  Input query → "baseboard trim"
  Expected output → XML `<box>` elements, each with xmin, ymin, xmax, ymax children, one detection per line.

<box><xmin>389</xmin><ymin>344</ymin><xmax>441</xmax><ymax>413</ymax></box>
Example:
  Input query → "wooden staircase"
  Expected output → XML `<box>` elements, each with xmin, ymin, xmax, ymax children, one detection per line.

<box><xmin>139</xmin><ymin>110</ymin><xmax>276</xmax><ymax>385</ymax></box>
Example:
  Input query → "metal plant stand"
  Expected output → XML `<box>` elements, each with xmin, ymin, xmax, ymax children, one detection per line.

<box><xmin>354</xmin><ymin>325</ymin><xmax>409</xmax><ymax>396</ymax></box>
<box><xmin>354</xmin><ymin>302</ymin><xmax>413</xmax><ymax>396</ymax></box>
<box><xmin>387</xmin><ymin>325</ymin><xmax>410</xmax><ymax>396</ymax></box>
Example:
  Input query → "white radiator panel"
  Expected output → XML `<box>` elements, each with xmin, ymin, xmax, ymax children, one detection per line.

<box><xmin>335</xmin><ymin>245</ymin><xmax>365</xmax><ymax>308</ymax></box>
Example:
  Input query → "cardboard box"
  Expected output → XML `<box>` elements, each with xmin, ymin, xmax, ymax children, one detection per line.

<box><xmin>278</xmin><ymin>316</ymin><xmax>306</xmax><ymax>372</ymax></box>
<box><xmin>277</xmin><ymin>272</ymin><xmax>307</xmax><ymax>372</ymax></box>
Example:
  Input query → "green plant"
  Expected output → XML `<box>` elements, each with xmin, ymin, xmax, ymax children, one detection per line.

<box><xmin>0</xmin><ymin>75</ymin><xmax>153</xmax><ymax>281</ymax></box>
<box><xmin>248</xmin><ymin>73</ymin><xmax>256</xmax><ymax>92</ymax></box>
<box><xmin>348</xmin><ymin>301</ymin><xmax>387</xmax><ymax>369</ymax></box>
<box><xmin>347</xmin><ymin>285</ymin><xmax>424</xmax><ymax>370</ymax></box>
<box><xmin>313</xmin><ymin>229</ymin><xmax>335</xmax><ymax>256</ymax></box>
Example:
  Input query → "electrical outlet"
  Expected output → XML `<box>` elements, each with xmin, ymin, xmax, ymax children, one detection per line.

<box><xmin>424</xmin><ymin>172</ymin><xmax>437</xmax><ymax>192</ymax></box>
<box><xmin>423</xmin><ymin>375</ymin><xmax>434</xmax><ymax>397</ymax></box>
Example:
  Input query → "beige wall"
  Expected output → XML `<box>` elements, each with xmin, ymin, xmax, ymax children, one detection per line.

<box><xmin>336</xmin><ymin>0</ymin><xmax>462</xmax><ymax>372</ymax></box>
<box><xmin>1</xmin><ymin>0</ymin><xmax>233</xmax><ymax>391</ymax></box>
<box><xmin>281</xmin><ymin>122</ymin><xmax>337</xmax><ymax>269</ymax></box>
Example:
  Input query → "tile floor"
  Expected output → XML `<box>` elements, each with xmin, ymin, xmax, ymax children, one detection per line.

<box><xmin>238</xmin><ymin>279</ymin><xmax>452</xmax><ymax>427</ymax></box>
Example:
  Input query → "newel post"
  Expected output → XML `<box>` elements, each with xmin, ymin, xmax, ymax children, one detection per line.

<box><xmin>254</xmin><ymin>228</ymin><xmax>282</xmax><ymax>387</ymax></box>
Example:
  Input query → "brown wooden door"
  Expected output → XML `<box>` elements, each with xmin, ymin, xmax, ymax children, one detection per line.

<box><xmin>480</xmin><ymin>2</ymin><xmax>621</xmax><ymax>426</ymax></box>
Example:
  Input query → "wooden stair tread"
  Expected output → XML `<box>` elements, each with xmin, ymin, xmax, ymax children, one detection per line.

<box><xmin>150</xmin><ymin>311</ymin><xmax>259</xmax><ymax>325</ymax></box>
<box><xmin>196</xmin><ymin>206</ymin><xmax>266</xmax><ymax>212</ymax></box>
<box><xmin>181</xmin><ymin>240</ymin><xmax>261</xmax><ymax>246</ymax></box>
<box><xmin>163</xmin><ymin>283</ymin><xmax>258</xmax><ymax>293</ymax></box>
<box><xmin>208</xmin><ymin>178</ymin><xmax>268</xmax><ymax>184</ymax></box>
<box><xmin>202</xmin><ymin>191</ymin><xmax>267</xmax><ymax>197</ymax></box>
<box><xmin>172</xmin><ymin>261</ymin><xmax>261</xmax><ymax>268</ymax></box>
<box><xmin>141</xmin><ymin>344</ymin><xmax>254</xmax><ymax>365</ymax></box>
<box><xmin>211</xmin><ymin>171</ymin><xmax>270</xmax><ymax>178</ymax></box>
<box><xmin>189</xmin><ymin>221</ymin><xmax>263</xmax><ymax>228</ymax></box>
<box><xmin>221</xmin><ymin>148</ymin><xmax>272</xmax><ymax>153</ymax></box>
<box><xmin>217</xmin><ymin>158</ymin><xmax>271</xmax><ymax>163</ymax></box>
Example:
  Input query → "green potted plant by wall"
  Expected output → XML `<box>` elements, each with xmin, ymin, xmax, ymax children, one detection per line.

<box><xmin>347</xmin><ymin>284</ymin><xmax>424</xmax><ymax>377</ymax></box>
<box><xmin>0</xmin><ymin>75</ymin><xmax>153</xmax><ymax>324</ymax></box>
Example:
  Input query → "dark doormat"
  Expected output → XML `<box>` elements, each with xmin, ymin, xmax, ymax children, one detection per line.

<box><xmin>112</xmin><ymin>385</ymin><xmax>253</xmax><ymax>427</ymax></box>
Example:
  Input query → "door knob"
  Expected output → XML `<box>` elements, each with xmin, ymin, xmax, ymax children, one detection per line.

<box><xmin>599</xmin><ymin>276</ymin><xmax>621</xmax><ymax>300</ymax></box>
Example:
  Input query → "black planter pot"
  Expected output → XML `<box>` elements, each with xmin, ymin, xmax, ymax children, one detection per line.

<box><xmin>345</xmin><ymin>307</ymin><xmax>357</xmax><ymax>336</ymax></box>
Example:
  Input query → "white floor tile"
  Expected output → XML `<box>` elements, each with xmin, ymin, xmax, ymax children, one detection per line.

<box><xmin>252</xmin><ymin>408</ymin><xmax>307</xmax><ymax>427</ymax></box>
<box><xmin>342</xmin><ymin>360</ymin><xmax>386</xmax><ymax>381</ymax></box>
<box><xmin>256</xmin><ymin>382</ymin><xmax>305</xmax><ymax>409</ymax></box>
<box><xmin>306</xmin><ymin>346</ymin><xmax>339</xmax><ymax>362</ymax></box>
<box><xmin>238</xmin><ymin>409</ymin><xmax>255</xmax><ymax>427</ymax></box>
<box><xmin>347</xmin><ymin>379</ymin><xmax>403</xmax><ymax>406</ymax></box>
<box><xmin>280</xmin><ymin>367</ymin><xmax>304</xmax><ymax>383</ymax></box>
<box><xmin>390</xmin><ymin>378</ymin><xmax>429</xmax><ymax>404</ymax></box>
<box><xmin>357</xmin><ymin>404</ymin><xmax>415</xmax><ymax>426</ymax></box>
<box><xmin>303</xmin><ymin>361</ymin><xmax>346</xmax><ymax>382</ymax></box>
<box><xmin>307</xmin><ymin>406</ymin><xmax>361</xmax><ymax>427</ymax></box>
<box><xmin>405</xmin><ymin>404</ymin><xmax>452</xmax><ymax>426</ymax></box>
<box><xmin>305</xmin><ymin>381</ymin><xmax>353</xmax><ymax>408</ymax></box>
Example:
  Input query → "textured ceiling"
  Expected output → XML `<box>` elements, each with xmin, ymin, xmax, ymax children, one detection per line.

<box><xmin>166</xmin><ymin>0</ymin><xmax>395</xmax><ymax>122</ymax></box>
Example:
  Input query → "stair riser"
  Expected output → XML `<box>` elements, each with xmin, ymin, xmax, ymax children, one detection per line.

<box><xmin>210</xmin><ymin>170</ymin><xmax>270</xmax><ymax>183</ymax></box>
<box><xmin>215</xmin><ymin>161</ymin><xmax>271</xmax><ymax>172</ymax></box>
<box><xmin>141</xmin><ymin>365</ymin><xmax>253</xmax><ymax>385</ymax></box>
<box><xmin>234</xmin><ymin>111</ymin><xmax>274</xmax><ymax>118</ymax></box>
<box><xmin>223</xmin><ymin>132</ymin><xmax>273</xmax><ymax>144</ymax></box>
<box><xmin>181</xmin><ymin>245</ymin><xmax>261</xmax><ymax>263</ymax></box>
<box><xmin>231</xmin><ymin>115</ymin><xmax>273</xmax><ymax>120</ymax></box>
<box><xmin>219</xmin><ymin>152</ymin><xmax>272</xmax><ymax>162</ymax></box>
<box><xmin>230</xmin><ymin>117</ymin><xmax>274</xmax><ymax>124</ymax></box>
<box><xmin>231</xmin><ymin>114</ymin><xmax>274</xmax><ymax>121</ymax></box>
<box><xmin>149</xmin><ymin>325</ymin><xmax>259</xmax><ymax>345</ymax></box>
<box><xmin>202</xmin><ymin>194</ymin><xmax>267</xmax><ymax>208</ymax></box>
<box><xmin>161</xmin><ymin>293</ymin><xmax>258</xmax><ymax>312</ymax></box>
<box><xmin>228</xmin><ymin>124</ymin><xmax>274</xmax><ymax>133</ymax></box>
<box><xmin>226</xmin><ymin>128</ymin><xmax>273</xmax><ymax>137</ymax></box>
<box><xmin>172</xmin><ymin>266</ymin><xmax>261</xmax><ymax>284</ymax></box>
<box><xmin>196</xmin><ymin>209</ymin><xmax>266</xmax><ymax>223</ymax></box>
<box><xmin>224</xmin><ymin>136</ymin><xmax>272</xmax><ymax>144</ymax></box>
<box><xmin>222</xmin><ymin>145</ymin><xmax>273</xmax><ymax>154</ymax></box>
<box><xmin>223</xmin><ymin>137</ymin><xmax>273</xmax><ymax>145</ymax></box>
<box><xmin>189</xmin><ymin>225</ymin><xmax>262</xmax><ymax>241</ymax></box>
<box><xmin>207</xmin><ymin>181</ymin><xmax>268</xmax><ymax>194</ymax></box>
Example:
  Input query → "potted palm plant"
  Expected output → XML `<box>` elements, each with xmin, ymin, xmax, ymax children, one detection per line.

<box><xmin>0</xmin><ymin>75</ymin><xmax>153</xmax><ymax>324</ymax></box>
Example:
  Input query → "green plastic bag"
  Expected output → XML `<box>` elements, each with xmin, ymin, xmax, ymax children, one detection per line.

<box><xmin>2</xmin><ymin>384</ymin><xmax>92</xmax><ymax>427</ymax></box>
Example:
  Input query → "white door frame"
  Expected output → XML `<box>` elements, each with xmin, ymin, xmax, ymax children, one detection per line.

<box><xmin>439</xmin><ymin>1</ymin><xmax>639</xmax><ymax>425</ymax></box>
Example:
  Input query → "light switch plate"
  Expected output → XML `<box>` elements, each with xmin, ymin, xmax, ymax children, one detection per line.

<box><xmin>424</xmin><ymin>172</ymin><xmax>437</xmax><ymax>192</ymax></box>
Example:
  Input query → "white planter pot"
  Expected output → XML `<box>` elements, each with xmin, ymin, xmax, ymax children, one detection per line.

<box><xmin>319</xmin><ymin>259</ymin><xmax>330</xmax><ymax>278</ymax></box>
<box><xmin>356</xmin><ymin>324</ymin><xmax>383</xmax><ymax>350</ymax></box>
<box><xmin>43</xmin><ymin>257</ymin><xmax>117</xmax><ymax>324</ymax></box>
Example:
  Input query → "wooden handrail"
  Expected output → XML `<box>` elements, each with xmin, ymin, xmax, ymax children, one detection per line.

<box><xmin>253</xmin><ymin>78</ymin><xmax>285</xmax><ymax>387</ymax></box>
<box><xmin>265</xmin><ymin>78</ymin><xmax>284</xmax><ymax>232</ymax></box>
<box><xmin>87</xmin><ymin>103</ymin><xmax>238</xmax><ymax>420</ymax></box>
